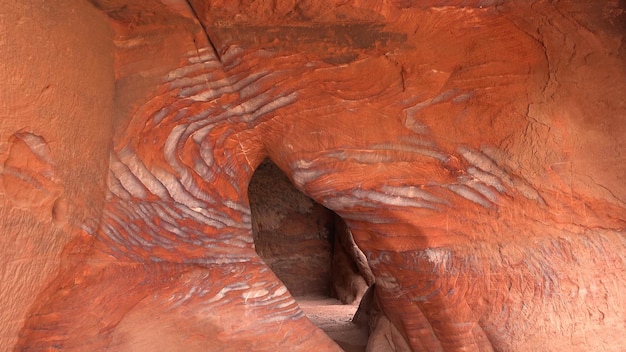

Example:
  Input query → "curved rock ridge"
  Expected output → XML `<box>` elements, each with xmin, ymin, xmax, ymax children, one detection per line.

<box><xmin>16</xmin><ymin>37</ymin><xmax>344</xmax><ymax>349</ymax></box>
<box><xmin>1</xmin><ymin>0</ymin><xmax>625</xmax><ymax>351</ymax></box>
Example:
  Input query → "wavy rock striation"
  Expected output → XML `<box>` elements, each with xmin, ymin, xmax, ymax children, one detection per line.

<box><xmin>1</xmin><ymin>0</ymin><xmax>625</xmax><ymax>351</ymax></box>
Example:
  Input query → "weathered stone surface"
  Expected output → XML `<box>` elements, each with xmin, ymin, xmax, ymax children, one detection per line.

<box><xmin>1</xmin><ymin>0</ymin><xmax>625</xmax><ymax>351</ymax></box>
<box><xmin>249</xmin><ymin>159</ymin><xmax>370</xmax><ymax>301</ymax></box>
<box><xmin>330</xmin><ymin>218</ymin><xmax>370</xmax><ymax>304</ymax></box>
<box><xmin>249</xmin><ymin>159</ymin><xmax>335</xmax><ymax>296</ymax></box>
<box><xmin>0</xmin><ymin>0</ymin><xmax>115</xmax><ymax>348</ymax></box>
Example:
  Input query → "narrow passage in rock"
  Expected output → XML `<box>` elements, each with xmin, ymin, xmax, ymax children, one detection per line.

<box><xmin>297</xmin><ymin>296</ymin><xmax>367</xmax><ymax>352</ymax></box>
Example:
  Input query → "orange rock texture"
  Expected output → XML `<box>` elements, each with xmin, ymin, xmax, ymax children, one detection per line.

<box><xmin>249</xmin><ymin>159</ymin><xmax>337</xmax><ymax>297</ymax></box>
<box><xmin>1</xmin><ymin>0</ymin><xmax>625</xmax><ymax>351</ymax></box>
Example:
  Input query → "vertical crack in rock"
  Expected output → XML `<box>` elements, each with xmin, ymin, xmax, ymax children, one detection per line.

<box><xmin>185</xmin><ymin>0</ymin><xmax>222</xmax><ymax>63</ymax></box>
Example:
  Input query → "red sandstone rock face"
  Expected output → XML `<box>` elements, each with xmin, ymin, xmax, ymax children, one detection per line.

<box><xmin>0</xmin><ymin>0</ymin><xmax>115</xmax><ymax>348</ymax></box>
<box><xmin>248</xmin><ymin>159</ymin><xmax>370</xmax><ymax>301</ymax></box>
<box><xmin>249</xmin><ymin>159</ymin><xmax>336</xmax><ymax>297</ymax></box>
<box><xmin>1</xmin><ymin>0</ymin><xmax>625</xmax><ymax>351</ymax></box>
<box><xmin>330</xmin><ymin>217</ymin><xmax>372</xmax><ymax>304</ymax></box>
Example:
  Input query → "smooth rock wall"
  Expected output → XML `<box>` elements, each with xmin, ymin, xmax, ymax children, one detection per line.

<box><xmin>0</xmin><ymin>0</ymin><xmax>115</xmax><ymax>348</ymax></box>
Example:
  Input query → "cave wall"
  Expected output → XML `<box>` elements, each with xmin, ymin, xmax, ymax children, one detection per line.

<box><xmin>0</xmin><ymin>0</ymin><xmax>115</xmax><ymax>347</ymax></box>
<box><xmin>249</xmin><ymin>159</ymin><xmax>335</xmax><ymax>297</ymax></box>
<box><xmin>0</xmin><ymin>0</ymin><xmax>625</xmax><ymax>351</ymax></box>
<box><xmin>249</xmin><ymin>159</ymin><xmax>370</xmax><ymax>300</ymax></box>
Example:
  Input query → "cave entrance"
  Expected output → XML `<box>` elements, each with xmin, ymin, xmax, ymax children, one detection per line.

<box><xmin>248</xmin><ymin>159</ymin><xmax>372</xmax><ymax>351</ymax></box>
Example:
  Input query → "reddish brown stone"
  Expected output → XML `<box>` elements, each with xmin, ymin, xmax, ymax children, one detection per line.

<box><xmin>1</xmin><ymin>0</ymin><xmax>625</xmax><ymax>351</ymax></box>
<box><xmin>249</xmin><ymin>159</ymin><xmax>336</xmax><ymax>297</ymax></box>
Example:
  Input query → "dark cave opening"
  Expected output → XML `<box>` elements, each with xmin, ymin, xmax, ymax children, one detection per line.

<box><xmin>248</xmin><ymin>159</ymin><xmax>372</xmax><ymax>351</ymax></box>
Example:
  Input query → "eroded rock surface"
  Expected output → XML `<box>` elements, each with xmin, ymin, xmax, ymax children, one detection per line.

<box><xmin>330</xmin><ymin>217</ymin><xmax>371</xmax><ymax>304</ymax></box>
<box><xmin>249</xmin><ymin>159</ymin><xmax>335</xmax><ymax>296</ymax></box>
<box><xmin>1</xmin><ymin>0</ymin><xmax>625</xmax><ymax>351</ymax></box>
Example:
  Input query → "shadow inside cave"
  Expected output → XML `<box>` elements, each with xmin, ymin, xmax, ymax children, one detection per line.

<box><xmin>297</xmin><ymin>296</ymin><xmax>368</xmax><ymax>352</ymax></box>
<box><xmin>248</xmin><ymin>159</ymin><xmax>371</xmax><ymax>351</ymax></box>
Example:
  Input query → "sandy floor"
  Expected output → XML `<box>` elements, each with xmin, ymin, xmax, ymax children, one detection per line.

<box><xmin>297</xmin><ymin>296</ymin><xmax>368</xmax><ymax>352</ymax></box>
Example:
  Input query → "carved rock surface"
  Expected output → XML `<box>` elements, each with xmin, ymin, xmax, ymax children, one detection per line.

<box><xmin>0</xmin><ymin>0</ymin><xmax>114</xmax><ymax>348</ymax></box>
<box><xmin>249</xmin><ymin>159</ymin><xmax>370</xmax><ymax>301</ymax></box>
<box><xmin>330</xmin><ymin>217</ymin><xmax>371</xmax><ymax>304</ymax></box>
<box><xmin>1</xmin><ymin>0</ymin><xmax>625</xmax><ymax>351</ymax></box>
<box><xmin>249</xmin><ymin>159</ymin><xmax>335</xmax><ymax>297</ymax></box>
